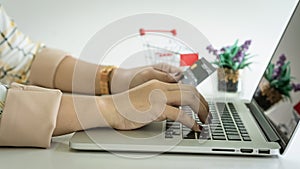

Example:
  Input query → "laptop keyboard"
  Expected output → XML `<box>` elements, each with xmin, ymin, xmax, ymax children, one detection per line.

<box><xmin>165</xmin><ymin>102</ymin><xmax>251</xmax><ymax>141</ymax></box>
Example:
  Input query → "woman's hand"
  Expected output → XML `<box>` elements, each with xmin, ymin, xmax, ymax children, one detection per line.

<box><xmin>110</xmin><ymin>63</ymin><xmax>183</xmax><ymax>94</ymax></box>
<box><xmin>99</xmin><ymin>80</ymin><xmax>209</xmax><ymax>131</ymax></box>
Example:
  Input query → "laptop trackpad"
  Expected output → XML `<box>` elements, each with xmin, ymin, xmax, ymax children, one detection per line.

<box><xmin>116</xmin><ymin>122</ymin><xmax>164</xmax><ymax>138</ymax></box>
<box><xmin>83</xmin><ymin>122</ymin><xmax>165</xmax><ymax>145</ymax></box>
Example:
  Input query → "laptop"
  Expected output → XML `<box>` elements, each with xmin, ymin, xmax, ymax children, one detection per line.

<box><xmin>69</xmin><ymin>2</ymin><xmax>300</xmax><ymax>156</ymax></box>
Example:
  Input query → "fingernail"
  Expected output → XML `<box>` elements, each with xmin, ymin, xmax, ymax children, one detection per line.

<box><xmin>174</xmin><ymin>72</ymin><xmax>181</xmax><ymax>76</ymax></box>
<box><xmin>169</xmin><ymin>72</ymin><xmax>180</xmax><ymax>77</ymax></box>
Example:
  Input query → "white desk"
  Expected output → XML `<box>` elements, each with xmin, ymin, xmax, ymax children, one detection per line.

<box><xmin>0</xmin><ymin>133</ymin><xmax>299</xmax><ymax>169</ymax></box>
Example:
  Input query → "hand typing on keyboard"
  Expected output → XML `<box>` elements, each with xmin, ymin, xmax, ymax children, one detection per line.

<box><xmin>102</xmin><ymin>80</ymin><xmax>209</xmax><ymax>131</ymax></box>
<box><xmin>165</xmin><ymin>102</ymin><xmax>251</xmax><ymax>141</ymax></box>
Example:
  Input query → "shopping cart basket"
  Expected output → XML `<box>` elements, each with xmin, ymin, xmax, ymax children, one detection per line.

<box><xmin>139</xmin><ymin>28</ymin><xmax>198</xmax><ymax>68</ymax></box>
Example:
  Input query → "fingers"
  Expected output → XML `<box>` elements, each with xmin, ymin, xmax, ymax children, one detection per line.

<box><xmin>166</xmin><ymin>83</ymin><xmax>209</xmax><ymax>112</ymax></box>
<box><xmin>165</xmin><ymin>90</ymin><xmax>208</xmax><ymax>123</ymax></box>
<box><xmin>152</xmin><ymin>63</ymin><xmax>183</xmax><ymax>74</ymax></box>
<box><xmin>152</xmin><ymin>63</ymin><xmax>183</xmax><ymax>82</ymax></box>
<box><xmin>157</xmin><ymin>105</ymin><xmax>200</xmax><ymax>132</ymax></box>
<box><xmin>159</xmin><ymin>82</ymin><xmax>209</xmax><ymax>123</ymax></box>
<box><xmin>147</xmin><ymin>68</ymin><xmax>181</xmax><ymax>82</ymax></box>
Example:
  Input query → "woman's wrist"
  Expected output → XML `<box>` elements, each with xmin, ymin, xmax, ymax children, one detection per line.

<box><xmin>97</xmin><ymin>95</ymin><xmax>120</xmax><ymax>128</ymax></box>
<box><xmin>99</xmin><ymin>65</ymin><xmax>117</xmax><ymax>95</ymax></box>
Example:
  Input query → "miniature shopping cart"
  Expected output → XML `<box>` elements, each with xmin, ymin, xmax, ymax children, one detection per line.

<box><xmin>139</xmin><ymin>28</ymin><xmax>199</xmax><ymax>68</ymax></box>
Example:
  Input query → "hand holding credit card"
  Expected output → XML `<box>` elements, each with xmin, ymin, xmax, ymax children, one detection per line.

<box><xmin>180</xmin><ymin>57</ymin><xmax>216</xmax><ymax>86</ymax></box>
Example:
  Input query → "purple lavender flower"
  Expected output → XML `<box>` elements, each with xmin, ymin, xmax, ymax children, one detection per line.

<box><xmin>206</xmin><ymin>45</ymin><xmax>214</xmax><ymax>54</ymax></box>
<box><xmin>293</xmin><ymin>83</ymin><xmax>300</xmax><ymax>92</ymax></box>
<box><xmin>231</xmin><ymin>40</ymin><xmax>251</xmax><ymax>64</ymax></box>
<box><xmin>206</xmin><ymin>40</ymin><xmax>253</xmax><ymax>70</ymax></box>
<box><xmin>233</xmin><ymin>50</ymin><xmax>244</xmax><ymax>64</ymax></box>
<box><xmin>221</xmin><ymin>46</ymin><xmax>230</xmax><ymax>52</ymax></box>
<box><xmin>272</xmin><ymin>54</ymin><xmax>287</xmax><ymax>79</ymax></box>
<box><xmin>206</xmin><ymin>45</ymin><xmax>219</xmax><ymax>57</ymax></box>
<box><xmin>241</xmin><ymin>40</ymin><xmax>251</xmax><ymax>51</ymax></box>
<box><xmin>232</xmin><ymin>40</ymin><xmax>250</xmax><ymax>64</ymax></box>
<box><xmin>276</xmin><ymin>54</ymin><xmax>286</xmax><ymax>66</ymax></box>
<box><xmin>273</xmin><ymin>68</ymin><xmax>281</xmax><ymax>79</ymax></box>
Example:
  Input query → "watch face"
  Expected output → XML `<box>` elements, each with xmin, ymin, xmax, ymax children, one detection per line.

<box><xmin>181</xmin><ymin>57</ymin><xmax>216</xmax><ymax>86</ymax></box>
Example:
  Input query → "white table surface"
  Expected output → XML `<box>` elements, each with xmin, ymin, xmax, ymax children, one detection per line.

<box><xmin>0</xmin><ymin>131</ymin><xmax>300</xmax><ymax>169</ymax></box>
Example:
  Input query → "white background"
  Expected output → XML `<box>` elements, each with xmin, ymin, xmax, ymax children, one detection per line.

<box><xmin>1</xmin><ymin>0</ymin><xmax>298</xmax><ymax>100</ymax></box>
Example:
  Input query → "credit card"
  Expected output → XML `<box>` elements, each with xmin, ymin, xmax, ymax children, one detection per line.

<box><xmin>180</xmin><ymin>57</ymin><xmax>216</xmax><ymax>86</ymax></box>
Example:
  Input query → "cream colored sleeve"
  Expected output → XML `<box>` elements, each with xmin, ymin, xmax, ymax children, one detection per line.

<box><xmin>0</xmin><ymin>83</ymin><xmax>62</xmax><ymax>148</ymax></box>
<box><xmin>29</xmin><ymin>48</ymin><xmax>68</xmax><ymax>88</ymax></box>
<box><xmin>0</xmin><ymin>82</ymin><xmax>110</xmax><ymax>148</ymax></box>
<box><xmin>29</xmin><ymin>47</ymin><xmax>102</xmax><ymax>94</ymax></box>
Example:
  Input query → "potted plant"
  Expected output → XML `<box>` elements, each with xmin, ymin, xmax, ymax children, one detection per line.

<box><xmin>206</xmin><ymin>40</ymin><xmax>253</xmax><ymax>92</ymax></box>
<box><xmin>254</xmin><ymin>54</ymin><xmax>300</xmax><ymax>110</ymax></box>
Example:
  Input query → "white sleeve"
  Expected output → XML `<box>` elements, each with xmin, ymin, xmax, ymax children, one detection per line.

<box><xmin>0</xmin><ymin>4</ymin><xmax>13</xmax><ymax>33</ymax></box>
<box><xmin>0</xmin><ymin>84</ymin><xmax>8</xmax><ymax>117</ymax></box>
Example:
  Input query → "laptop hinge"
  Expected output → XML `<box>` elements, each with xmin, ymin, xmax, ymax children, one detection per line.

<box><xmin>246</xmin><ymin>100</ymin><xmax>286</xmax><ymax>149</ymax></box>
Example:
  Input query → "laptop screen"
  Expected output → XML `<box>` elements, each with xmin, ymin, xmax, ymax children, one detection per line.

<box><xmin>252</xmin><ymin>1</ymin><xmax>300</xmax><ymax>149</ymax></box>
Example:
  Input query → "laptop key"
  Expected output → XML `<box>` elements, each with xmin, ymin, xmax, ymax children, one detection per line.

<box><xmin>227</xmin><ymin>135</ymin><xmax>241</xmax><ymax>141</ymax></box>
<box><xmin>238</xmin><ymin>126</ymin><xmax>246</xmax><ymax>129</ymax></box>
<box><xmin>236</xmin><ymin>124</ymin><xmax>245</xmax><ymax>128</ymax></box>
<box><xmin>224</xmin><ymin>125</ymin><xmax>237</xmax><ymax>129</ymax></box>
<box><xmin>165</xmin><ymin>134</ymin><xmax>173</xmax><ymax>139</ymax></box>
<box><xmin>172</xmin><ymin>130</ymin><xmax>181</xmax><ymax>135</ymax></box>
<box><xmin>242</xmin><ymin>137</ymin><xmax>252</xmax><ymax>141</ymax></box>
<box><xmin>235</xmin><ymin>119</ymin><xmax>243</xmax><ymax>123</ymax></box>
<box><xmin>239</xmin><ymin>129</ymin><xmax>248</xmax><ymax>134</ymax></box>
<box><xmin>225</xmin><ymin>128</ymin><xmax>238</xmax><ymax>132</ymax></box>
<box><xmin>182</xmin><ymin>131</ymin><xmax>196</xmax><ymax>139</ymax></box>
<box><xmin>182</xmin><ymin>127</ymin><xmax>192</xmax><ymax>131</ymax></box>
<box><xmin>210</xmin><ymin>125</ymin><xmax>223</xmax><ymax>130</ymax></box>
<box><xmin>225</xmin><ymin>131</ymin><xmax>239</xmax><ymax>135</ymax></box>
<box><xmin>169</xmin><ymin>125</ymin><xmax>180</xmax><ymax>129</ymax></box>
<box><xmin>211</xmin><ymin>120</ymin><xmax>221</xmax><ymax>124</ymax></box>
<box><xmin>211</xmin><ymin>129</ymin><xmax>224</xmax><ymax>133</ymax></box>
<box><xmin>212</xmin><ymin>135</ymin><xmax>226</xmax><ymax>140</ymax></box>
<box><xmin>241</xmin><ymin>133</ymin><xmax>249</xmax><ymax>137</ymax></box>
<box><xmin>199</xmin><ymin>134</ymin><xmax>211</xmax><ymax>140</ymax></box>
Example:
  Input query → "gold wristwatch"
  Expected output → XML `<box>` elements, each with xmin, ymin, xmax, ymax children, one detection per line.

<box><xmin>99</xmin><ymin>65</ymin><xmax>116</xmax><ymax>95</ymax></box>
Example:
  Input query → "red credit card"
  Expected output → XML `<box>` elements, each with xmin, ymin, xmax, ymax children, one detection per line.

<box><xmin>180</xmin><ymin>53</ymin><xmax>199</xmax><ymax>66</ymax></box>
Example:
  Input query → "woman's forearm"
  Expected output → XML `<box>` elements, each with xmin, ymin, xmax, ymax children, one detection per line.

<box><xmin>52</xmin><ymin>93</ymin><xmax>114</xmax><ymax>136</ymax></box>
<box><xmin>29</xmin><ymin>48</ymin><xmax>105</xmax><ymax>95</ymax></box>
<box><xmin>54</xmin><ymin>56</ymin><xmax>103</xmax><ymax>95</ymax></box>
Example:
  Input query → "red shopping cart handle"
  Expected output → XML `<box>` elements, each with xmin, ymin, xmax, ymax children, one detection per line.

<box><xmin>139</xmin><ymin>28</ymin><xmax>177</xmax><ymax>36</ymax></box>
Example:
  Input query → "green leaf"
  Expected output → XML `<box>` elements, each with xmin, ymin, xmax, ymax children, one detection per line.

<box><xmin>239</xmin><ymin>62</ymin><xmax>252</xmax><ymax>69</ymax></box>
<box><xmin>270</xmin><ymin>79</ymin><xmax>279</xmax><ymax>85</ymax></box>
<box><xmin>233</xmin><ymin>63</ymin><xmax>239</xmax><ymax>71</ymax></box>
<box><xmin>231</xmin><ymin>46</ymin><xmax>240</xmax><ymax>58</ymax></box>
<box><xmin>280</xmin><ymin>61</ymin><xmax>290</xmax><ymax>76</ymax></box>
<box><xmin>265</xmin><ymin>64</ymin><xmax>274</xmax><ymax>81</ymax></box>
